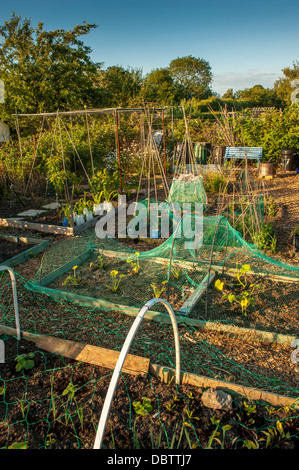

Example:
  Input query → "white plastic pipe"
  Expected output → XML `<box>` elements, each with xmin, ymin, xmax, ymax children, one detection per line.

<box><xmin>0</xmin><ymin>266</ymin><xmax>21</xmax><ymax>340</ymax></box>
<box><xmin>93</xmin><ymin>297</ymin><xmax>181</xmax><ymax>449</ymax></box>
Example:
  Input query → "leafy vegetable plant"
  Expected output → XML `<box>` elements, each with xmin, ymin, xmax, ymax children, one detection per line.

<box><xmin>109</xmin><ymin>270</ymin><xmax>125</xmax><ymax>292</ymax></box>
<box><xmin>133</xmin><ymin>397</ymin><xmax>153</xmax><ymax>416</ymax></box>
<box><xmin>15</xmin><ymin>353</ymin><xmax>35</xmax><ymax>372</ymax></box>
<box><xmin>151</xmin><ymin>280</ymin><xmax>168</xmax><ymax>298</ymax></box>
<box><xmin>126</xmin><ymin>252</ymin><xmax>140</xmax><ymax>274</ymax></box>
<box><xmin>215</xmin><ymin>264</ymin><xmax>261</xmax><ymax>316</ymax></box>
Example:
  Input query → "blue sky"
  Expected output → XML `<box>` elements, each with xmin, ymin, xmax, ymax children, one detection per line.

<box><xmin>0</xmin><ymin>0</ymin><xmax>298</xmax><ymax>95</ymax></box>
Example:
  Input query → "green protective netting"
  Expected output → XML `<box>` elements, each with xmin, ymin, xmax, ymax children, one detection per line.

<box><xmin>168</xmin><ymin>174</ymin><xmax>207</xmax><ymax>209</ymax></box>
<box><xmin>28</xmin><ymin>212</ymin><xmax>299</xmax><ymax>337</ymax></box>
<box><xmin>0</xmin><ymin>270</ymin><xmax>298</xmax><ymax>449</ymax></box>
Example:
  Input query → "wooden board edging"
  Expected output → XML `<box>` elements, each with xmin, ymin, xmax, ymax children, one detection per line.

<box><xmin>0</xmin><ymin>325</ymin><xmax>149</xmax><ymax>376</ymax></box>
<box><xmin>1</xmin><ymin>325</ymin><xmax>297</xmax><ymax>409</ymax></box>
<box><xmin>0</xmin><ymin>238</ymin><xmax>50</xmax><ymax>268</ymax></box>
<box><xmin>0</xmin><ymin>215</ymin><xmax>99</xmax><ymax>236</ymax></box>
<box><xmin>149</xmin><ymin>364</ymin><xmax>299</xmax><ymax>409</ymax></box>
<box><xmin>37</xmin><ymin>249</ymin><xmax>92</xmax><ymax>287</ymax></box>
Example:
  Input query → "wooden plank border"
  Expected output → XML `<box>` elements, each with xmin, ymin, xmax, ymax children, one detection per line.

<box><xmin>37</xmin><ymin>249</ymin><xmax>92</xmax><ymax>287</ymax></box>
<box><xmin>0</xmin><ymin>324</ymin><xmax>297</xmax><ymax>408</ymax></box>
<box><xmin>0</xmin><ymin>325</ymin><xmax>149</xmax><ymax>376</ymax></box>
<box><xmin>0</xmin><ymin>215</ymin><xmax>100</xmax><ymax>236</ymax></box>
<box><xmin>150</xmin><ymin>363</ymin><xmax>299</xmax><ymax>409</ymax></box>
<box><xmin>0</xmin><ymin>235</ymin><xmax>50</xmax><ymax>268</ymax></box>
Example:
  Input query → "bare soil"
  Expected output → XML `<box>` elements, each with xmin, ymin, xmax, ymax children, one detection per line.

<box><xmin>0</xmin><ymin>335</ymin><xmax>298</xmax><ymax>450</ymax></box>
<box><xmin>0</xmin><ymin>238</ymin><xmax>36</xmax><ymax>264</ymax></box>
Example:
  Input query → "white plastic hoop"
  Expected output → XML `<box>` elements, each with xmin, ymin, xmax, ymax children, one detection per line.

<box><xmin>0</xmin><ymin>266</ymin><xmax>21</xmax><ymax>340</ymax></box>
<box><xmin>93</xmin><ymin>297</ymin><xmax>181</xmax><ymax>449</ymax></box>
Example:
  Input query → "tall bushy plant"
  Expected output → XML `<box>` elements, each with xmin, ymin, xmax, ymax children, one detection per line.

<box><xmin>234</xmin><ymin>106</ymin><xmax>299</xmax><ymax>161</ymax></box>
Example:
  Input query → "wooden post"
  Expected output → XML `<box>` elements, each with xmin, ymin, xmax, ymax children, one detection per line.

<box><xmin>115</xmin><ymin>109</ymin><xmax>123</xmax><ymax>193</ymax></box>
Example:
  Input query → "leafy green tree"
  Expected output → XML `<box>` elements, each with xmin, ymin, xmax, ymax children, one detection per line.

<box><xmin>222</xmin><ymin>88</ymin><xmax>236</xmax><ymax>99</ymax></box>
<box><xmin>140</xmin><ymin>67</ymin><xmax>183</xmax><ymax>105</ymax></box>
<box><xmin>99</xmin><ymin>65</ymin><xmax>143</xmax><ymax>107</ymax></box>
<box><xmin>274</xmin><ymin>61</ymin><xmax>299</xmax><ymax>106</ymax></box>
<box><xmin>0</xmin><ymin>12</ymin><xmax>103</xmax><ymax>122</ymax></box>
<box><xmin>234</xmin><ymin>85</ymin><xmax>283</xmax><ymax>107</ymax></box>
<box><xmin>168</xmin><ymin>55</ymin><xmax>213</xmax><ymax>100</ymax></box>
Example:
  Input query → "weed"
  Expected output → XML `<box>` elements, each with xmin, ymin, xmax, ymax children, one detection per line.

<box><xmin>170</xmin><ymin>262</ymin><xmax>182</xmax><ymax>280</ymax></box>
<box><xmin>61</xmin><ymin>381</ymin><xmax>80</xmax><ymax>426</ymax></box>
<box><xmin>243</xmin><ymin>401</ymin><xmax>257</xmax><ymax>416</ymax></box>
<box><xmin>7</xmin><ymin>441</ymin><xmax>28</xmax><ymax>449</ymax></box>
<box><xmin>261</xmin><ymin>421</ymin><xmax>291</xmax><ymax>448</ymax></box>
<box><xmin>46</xmin><ymin>434</ymin><xmax>56</xmax><ymax>447</ymax></box>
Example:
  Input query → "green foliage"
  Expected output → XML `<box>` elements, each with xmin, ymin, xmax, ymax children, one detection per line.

<box><xmin>274</xmin><ymin>60</ymin><xmax>299</xmax><ymax>106</ymax></box>
<box><xmin>99</xmin><ymin>65</ymin><xmax>143</xmax><ymax>108</ymax></box>
<box><xmin>253</xmin><ymin>223</ymin><xmax>277</xmax><ymax>253</ymax></box>
<box><xmin>151</xmin><ymin>280</ymin><xmax>168</xmax><ymax>298</ymax></box>
<box><xmin>215</xmin><ymin>264</ymin><xmax>261</xmax><ymax>316</ymax></box>
<box><xmin>234</xmin><ymin>84</ymin><xmax>283</xmax><ymax>108</ymax></box>
<box><xmin>233</xmin><ymin>105</ymin><xmax>299</xmax><ymax>161</ymax></box>
<box><xmin>168</xmin><ymin>55</ymin><xmax>213</xmax><ymax>100</ymax></box>
<box><xmin>109</xmin><ymin>270</ymin><xmax>125</xmax><ymax>292</ymax></box>
<box><xmin>90</xmin><ymin>168</ymin><xmax>119</xmax><ymax>196</ymax></box>
<box><xmin>0</xmin><ymin>116</ymin><xmax>121</xmax><ymax>191</ymax></box>
<box><xmin>62</xmin><ymin>265</ymin><xmax>81</xmax><ymax>287</ymax></box>
<box><xmin>0</xmin><ymin>13</ymin><xmax>102</xmax><ymax>121</ymax></box>
<box><xmin>203</xmin><ymin>171</ymin><xmax>228</xmax><ymax>194</ymax></box>
<box><xmin>141</xmin><ymin>68</ymin><xmax>183</xmax><ymax>106</ymax></box>
<box><xmin>133</xmin><ymin>397</ymin><xmax>153</xmax><ymax>416</ymax></box>
<box><xmin>15</xmin><ymin>353</ymin><xmax>35</xmax><ymax>372</ymax></box>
